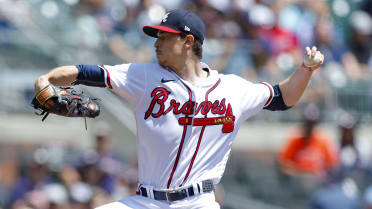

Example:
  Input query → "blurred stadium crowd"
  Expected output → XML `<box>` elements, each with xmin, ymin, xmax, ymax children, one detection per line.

<box><xmin>0</xmin><ymin>122</ymin><xmax>140</xmax><ymax>209</ymax></box>
<box><xmin>0</xmin><ymin>0</ymin><xmax>372</xmax><ymax>208</ymax></box>
<box><xmin>1</xmin><ymin>0</ymin><xmax>372</xmax><ymax>120</ymax></box>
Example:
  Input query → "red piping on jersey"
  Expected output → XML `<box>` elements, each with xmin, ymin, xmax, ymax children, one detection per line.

<box><xmin>100</xmin><ymin>65</ymin><xmax>112</xmax><ymax>89</ymax></box>
<box><xmin>181</xmin><ymin>125</ymin><xmax>206</xmax><ymax>186</ymax></box>
<box><xmin>167</xmin><ymin>124</ymin><xmax>189</xmax><ymax>188</ymax></box>
<box><xmin>181</xmin><ymin>78</ymin><xmax>221</xmax><ymax>185</ymax></box>
<box><xmin>260</xmin><ymin>82</ymin><xmax>273</xmax><ymax>107</ymax></box>
<box><xmin>166</xmin><ymin>83</ymin><xmax>193</xmax><ymax>189</ymax></box>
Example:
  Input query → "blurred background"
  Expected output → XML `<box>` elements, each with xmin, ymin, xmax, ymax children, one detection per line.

<box><xmin>0</xmin><ymin>0</ymin><xmax>371</xmax><ymax>208</ymax></box>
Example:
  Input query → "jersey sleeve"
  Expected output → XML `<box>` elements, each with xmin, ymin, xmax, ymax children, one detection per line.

<box><xmin>233</xmin><ymin>75</ymin><xmax>273</xmax><ymax>120</ymax></box>
<box><xmin>100</xmin><ymin>63</ymin><xmax>146</xmax><ymax>105</ymax></box>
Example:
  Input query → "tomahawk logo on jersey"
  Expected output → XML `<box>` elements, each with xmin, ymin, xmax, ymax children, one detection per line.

<box><xmin>97</xmin><ymin>62</ymin><xmax>273</xmax><ymax>190</ymax></box>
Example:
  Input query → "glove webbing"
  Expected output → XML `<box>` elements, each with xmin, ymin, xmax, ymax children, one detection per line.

<box><xmin>32</xmin><ymin>85</ymin><xmax>100</xmax><ymax>130</ymax></box>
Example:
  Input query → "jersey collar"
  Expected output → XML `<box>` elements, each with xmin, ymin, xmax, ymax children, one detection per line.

<box><xmin>196</xmin><ymin>62</ymin><xmax>219</xmax><ymax>87</ymax></box>
<box><xmin>161</xmin><ymin>62</ymin><xmax>219</xmax><ymax>88</ymax></box>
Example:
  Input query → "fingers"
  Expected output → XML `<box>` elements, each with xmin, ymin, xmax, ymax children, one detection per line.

<box><xmin>311</xmin><ymin>46</ymin><xmax>317</xmax><ymax>56</ymax></box>
<box><xmin>320</xmin><ymin>54</ymin><xmax>324</xmax><ymax>65</ymax></box>
<box><xmin>34</xmin><ymin>75</ymin><xmax>51</xmax><ymax>95</ymax></box>
<box><xmin>303</xmin><ymin>46</ymin><xmax>324</xmax><ymax>71</ymax></box>
<box><xmin>305</xmin><ymin>46</ymin><xmax>318</xmax><ymax>57</ymax></box>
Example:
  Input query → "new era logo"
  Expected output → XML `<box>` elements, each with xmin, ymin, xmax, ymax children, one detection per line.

<box><xmin>162</xmin><ymin>13</ymin><xmax>169</xmax><ymax>23</ymax></box>
<box><xmin>184</xmin><ymin>26</ymin><xmax>190</xmax><ymax>31</ymax></box>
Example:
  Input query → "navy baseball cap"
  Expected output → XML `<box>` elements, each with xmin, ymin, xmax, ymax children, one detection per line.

<box><xmin>143</xmin><ymin>10</ymin><xmax>206</xmax><ymax>44</ymax></box>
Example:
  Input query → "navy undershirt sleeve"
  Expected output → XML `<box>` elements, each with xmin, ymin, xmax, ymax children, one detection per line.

<box><xmin>264</xmin><ymin>84</ymin><xmax>291</xmax><ymax>111</ymax></box>
<box><xmin>74</xmin><ymin>65</ymin><xmax>106</xmax><ymax>87</ymax></box>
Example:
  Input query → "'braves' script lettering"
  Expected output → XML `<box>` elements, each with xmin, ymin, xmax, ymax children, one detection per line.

<box><xmin>144</xmin><ymin>87</ymin><xmax>228</xmax><ymax>119</ymax></box>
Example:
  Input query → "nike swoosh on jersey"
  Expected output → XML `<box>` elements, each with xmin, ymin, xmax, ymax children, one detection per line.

<box><xmin>161</xmin><ymin>78</ymin><xmax>175</xmax><ymax>83</ymax></box>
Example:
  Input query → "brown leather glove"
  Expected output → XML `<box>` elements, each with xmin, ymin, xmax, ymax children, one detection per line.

<box><xmin>31</xmin><ymin>84</ymin><xmax>100</xmax><ymax>122</ymax></box>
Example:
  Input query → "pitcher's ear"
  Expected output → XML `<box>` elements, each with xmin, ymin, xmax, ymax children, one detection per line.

<box><xmin>184</xmin><ymin>34</ymin><xmax>195</xmax><ymax>46</ymax></box>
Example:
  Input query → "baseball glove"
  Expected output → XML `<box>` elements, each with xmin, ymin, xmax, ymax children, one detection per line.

<box><xmin>31</xmin><ymin>84</ymin><xmax>100</xmax><ymax>126</ymax></box>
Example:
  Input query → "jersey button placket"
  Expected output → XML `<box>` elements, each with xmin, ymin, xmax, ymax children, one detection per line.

<box><xmin>166</xmin><ymin>83</ymin><xmax>194</xmax><ymax>188</ymax></box>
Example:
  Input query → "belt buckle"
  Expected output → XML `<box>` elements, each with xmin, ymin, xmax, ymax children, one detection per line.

<box><xmin>165</xmin><ymin>190</ymin><xmax>177</xmax><ymax>202</ymax></box>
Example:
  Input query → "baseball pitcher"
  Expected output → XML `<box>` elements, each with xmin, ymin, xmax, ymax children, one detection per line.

<box><xmin>33</xmin><ymin>9</ymin><xmax>324</xmax><ymax>209</ymax></box>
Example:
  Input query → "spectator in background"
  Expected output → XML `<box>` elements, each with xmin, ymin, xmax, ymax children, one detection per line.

<box><xmin>278</xmin><ymin>0</ymin><xmax>318</xmax><ymax>49</ymax></box>
<box><xmin>236</xmin><ymin>3</ymin><xmax>275</xmax><ymax>80</ymax></box>
<box><xmin>363</xmin><ymin>0</ymin><xmax>372</xmax><ymax>16</ymax></box>
<box><xmin>77</xmin><ymin>151</ymin><xmax>115</xmax><ymax>196</ymax></box>
<box><xmin>243</xmin><ymin>2</ymin><xmax>303</xmax><ymax>82</ymax></box>
<box><xmin>93</xmin><ymin>121</ymin><xmax>123</xmax><ymax>179</ymax></box>
<box><xmin>112</xmin><ymin>168</ymin><xmax>138</xmax><ymax>201</ymax></box>
<box><xmin>342</xmin><ymin>10</ymin><xmax>372</xmax><ymax>80</ymax></box>
<box><xmin>310</xmin><ymin>178</ymin><xmax>362</xmax><ymax>209</ymax></box>
<box><xmin>348</xmin><ymin>10</ymin><xmax>372</xmax><ymax>67</ymax></box>
<box><xmin>278</xmin><ymin>103</ymin><xmax>340</xmax><ymax>205</ymax></box>
<box><xmin>0</xmin><ymin>145</ymin><xmax>18</xmax><ymax>209</ymax></box>
<box><xmin>336</xmin><ymin>111</ymin><xmax>372</xmax><ymax>192</ymax></box>
<box><xmin>364</xmin><ymin>186</ymin><xmax>372</xmax><ymax>209</ymax></box>
<box><xmin>107</xmin><ymin>0</ymin><xmax>156</xmax><ymax>63</ymax></box>
<box><xmin>308</xmin><ymin>112</ymin><xmax>368</xmax><ymax>209</ymax></box>
<box><xmin>258</xmin><ymin>1</ymin><xmax>301</xmax><ymax>59</ymax></box>
<box><xmin>312</xmin><ymin>15</ymin><xmax>348</xmax><ymax>65</ymax></box>
<box><xmin>279</xmin><ymin>103</ymin><xmax>339</xmax><ymax>178</ymax></box>
<box><xmin>73</xmin><ymin>121</ymin><xmax>123</xmax><ymax>198</ymax></box>
<box><xmin>7</xmin><ymin>150</ymin><xmax>55</xmax><ymax>208</ymax></box>
<box><xmin>338</xmin><ymin>112</ymin><xmax>361</xmax><ymax>174</ymax></box>
<box><xmin>94</xmin><ymin>122</ymin><xmax>114</xmax><ymax>157</ymax></box>
<box><xmin>74</xmin><ymin>151</ymin><xmax>114</xmax><ymax>208</ymax></box>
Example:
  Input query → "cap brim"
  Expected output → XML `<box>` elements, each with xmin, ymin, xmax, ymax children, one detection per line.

<box><xmin>143</xmin><ymin>25</ymin><xmax>181</xmax><ymax>38</ymax></box>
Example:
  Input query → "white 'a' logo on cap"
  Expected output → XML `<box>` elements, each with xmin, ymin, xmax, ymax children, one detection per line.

<box><xmin>184</xmin><ymin>26</ymin><xmax>190</xmax><ymax>31</ymax></box>
<box><xmin>162</xmin><ymin>13</ymin><xmax>169</xmax><ymax>23</ymax></box>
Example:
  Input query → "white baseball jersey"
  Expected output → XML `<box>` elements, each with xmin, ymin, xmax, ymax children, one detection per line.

<box><xmin>100</xmin><ymin>62</ymin><xmax>273</xmax><ymax>190</ymax></box>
